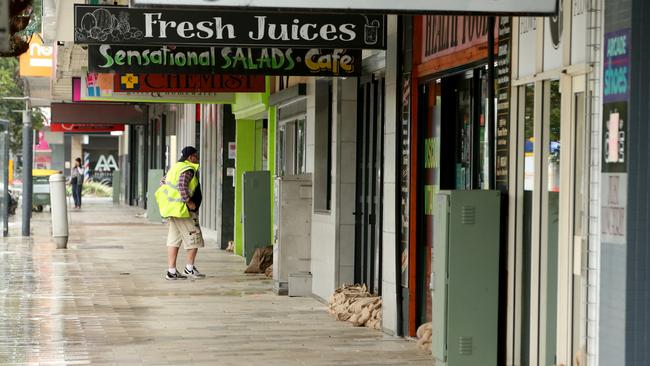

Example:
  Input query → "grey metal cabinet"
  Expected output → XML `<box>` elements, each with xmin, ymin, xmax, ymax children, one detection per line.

<box><xmin>432</xmin><ymin>190</ymin><xmax>501</xmax><ymax>366</ymax></box>
<box><xmin>242</xmin><ymin>171</ymin><xmax>271</xmax><ymax>265</ymax></box>
<box><xmin>272</xmin><ymin>175</ymin><xmax>312</xmax><ymax>295</ymax></box>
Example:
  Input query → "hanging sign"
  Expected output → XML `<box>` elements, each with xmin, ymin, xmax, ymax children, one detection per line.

<box><xmin>130</xmin><ymin>0</ymin><xmax>557</xmax><ymax>15</ymax></box>
<box><xmin>74</xmin><ymin>5</ymin><xmax>386</xmax><ymax>49</ymax></box>
<box><xmin>19</xmin><ymin>34</ymin><xmax>54</xmax><ymax>77</ymax></box>
<box><xmin>50</xmin><ymin>123</ymin><xmax>125</xmax><ymax>133</ymax></box>
<box><xmin>88</xmin><ymin>45</ymin><xmax>362</xmax><ymax>77</ymax></box>
<box><xmin>77</xmin><ymin>73</ymin><xmax>236</xmax><ymax>104</ymax></box>
<box><xmin>113</xmin><ymin>73</ymin><xmax>266</xmax><ymax>93</ymax></box>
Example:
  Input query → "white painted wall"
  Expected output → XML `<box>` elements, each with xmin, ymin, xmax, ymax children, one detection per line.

<box><xmin>310</xmin><ymin>78</ymin><xmax>358</xmax><ymax>301</ymax></box>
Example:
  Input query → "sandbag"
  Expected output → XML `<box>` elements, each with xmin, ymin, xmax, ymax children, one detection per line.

<box><xmin>244</xmin><ymin>246</ymin><xmax>273</xmax><ymax>273</ymax></box>
<box><xmin>417</xmin><ymin>322</ymin><xmax>432</xmax><ymax>339</ymax></box>
<box><xmin>416</xmin><ymin>322</ymin><xmax>433</xmax><ymax>354</ymax></box>
<box><xmin>264</xmin><ymin>265</ymin><xmax>273</xmax><ymax>278</ymax></box>
<box><xmin>327</xmin><ymin>284</ymin><xmax>383</xmax><ymax>331</ymax></box>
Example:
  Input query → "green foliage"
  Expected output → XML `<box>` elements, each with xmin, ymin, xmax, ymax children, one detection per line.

<box><xmin>0</xmin><ymin>57</ymin><xmax>45</xmax><ymax>154</ymax></box>
<box><xmin>66</xmin><ymin>181</ymin><xmax>114</xmax><ymax>198</ymax></box>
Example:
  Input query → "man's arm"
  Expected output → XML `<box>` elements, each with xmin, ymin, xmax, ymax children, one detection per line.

<box><xmin>177</xmin><ymin>170</ymin><xmax>195</xmax><ymax>203</ymax></box>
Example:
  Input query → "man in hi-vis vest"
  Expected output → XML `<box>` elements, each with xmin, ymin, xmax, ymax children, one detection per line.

<box><xmin>155</xmin><ymin>146</ymin><xmax>206</xmax><ymax>280</ymax></box>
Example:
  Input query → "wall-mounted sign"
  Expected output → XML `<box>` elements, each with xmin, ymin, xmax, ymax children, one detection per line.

<box><xmin>74</xmin><ymin>5</ymin><xmax>385</xmax><ymax>49</ymax></box>
<box><xmin>19</xmin><ymin>34</ymin><xmax>54</xmax><ymax>77</ymax></box>
<box><xmin>88</xmin><ymin>45</ymin><xmax>362</xmax><ymax>77</ymax></box>
<box><xmin>416</xmin><ymin>15</ymin><xmax>498</xmax><ymax>77</ymax></box>
<box><xmin>602</xmin><ymin>29</ymin><xmax>630</xmax><ymax>174</ymax></box>
<box><xmin>495</xmin><ymin>17</ymin><xmax>512</xmax><ymax>191</ymax></box>
<box><xmin>50</xmin><ymin>123</ymin><xmax>126</xmax><ymax>133</ymax></box>
<box><xmin>113</xmin><ymin>73</ymin><xmax>265</xmax><ymax>93</ymax></box>
<box><xmin>421</xmin><ymin>16</ymin><xmax>497</xmax><ymax>63</ymax></box>
<box><xmin>77</xmin><ymin>73</ymin><xmax>236</xmax><ymax>104</ymax></box>
<box><xmin>131</xmin><ymin>0</ymin><xmax>557</xmax><ymax>15</ymax></box>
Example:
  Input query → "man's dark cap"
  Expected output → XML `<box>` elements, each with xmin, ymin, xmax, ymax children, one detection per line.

<box><xmin>179</xmin><ymin>146</ymin><xmax>198</xmax><ymax>162</ymax></box>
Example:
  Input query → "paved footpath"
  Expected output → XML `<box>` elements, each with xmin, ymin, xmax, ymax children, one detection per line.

<box><xmin>0</xmin><ymin>198</ymin><xmax>432</xmax><ymax>366</ymax></box>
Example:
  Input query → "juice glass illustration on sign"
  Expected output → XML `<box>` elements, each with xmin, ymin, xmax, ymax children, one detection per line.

<box><xmin>364</xmin><ymin>16</ymin><xmax>380</xmax><ymax>45</ymax></box>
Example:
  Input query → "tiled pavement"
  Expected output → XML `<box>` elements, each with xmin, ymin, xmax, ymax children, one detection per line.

<box><xmin>0</xmin><ymin>198</ymin><xmax>432</xmax><ymax>365</ymax></box>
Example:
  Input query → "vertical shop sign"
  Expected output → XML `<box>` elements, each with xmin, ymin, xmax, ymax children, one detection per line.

<box><xmin>602</xmin><ymin>29</ymin><xmax>629</xmax><ymax>173</ymax></box>
<box><xmin>400</xmin><ymin>73</ymin><xmax>411</xmax><ymax>287</ymax></box>
<box><xmin>602</xmin><ymin>29</ymin><xmax>630</xmax><ymax>245</ymax></box>
<box><xmin>495</xmin><ymin>17</ymin><xmax>511</xmax><ymax>191</ymax></box>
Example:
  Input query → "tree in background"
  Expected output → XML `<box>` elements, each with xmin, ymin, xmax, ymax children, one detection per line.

<box><xmin>0</xmin><ymin>57</ymin><xmax>45</xmax><ymax>155</ymax></box>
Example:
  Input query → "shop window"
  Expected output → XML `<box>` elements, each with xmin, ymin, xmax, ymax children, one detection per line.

<box><xmin>277</xmin><ymin>117</ymin><xmax>306</xmax><ymax>177</ymax></box>
<box><xmin>436</xmin><ymin>68</ymin><xmax>495</xmax><ymax>191</ymax></box>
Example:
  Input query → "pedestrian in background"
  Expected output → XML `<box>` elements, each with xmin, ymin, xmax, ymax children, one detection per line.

<box><xmin>155</xmin><ymin>146</ymin><xmax>205</xmax><ymax>280</ymax></box>
<box><xmin>69</xmin><ymin>157</ymin><xmax>84</xmax><ymax>209</ymax></box>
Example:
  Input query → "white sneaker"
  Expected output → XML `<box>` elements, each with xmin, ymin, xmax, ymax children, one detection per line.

<box><xmin>184</xmin><ymin>266</ymin><xmax>206</xmax><ymax>279</ymax></box>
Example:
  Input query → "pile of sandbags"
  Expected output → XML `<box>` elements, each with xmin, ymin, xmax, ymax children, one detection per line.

<box><xmin>416</xmin><ymin>322</ymin><xmax>432</xmax><ymax>353</ymax></box>
<box><xmin>244</xmin><ymin>246</ymin><xmax>273</xmax><ymax>274</ymax></box>
<box><xmin>327</xmin><ymin>284</ymin><xmax>382</xmax><ymax>330</ymax></box>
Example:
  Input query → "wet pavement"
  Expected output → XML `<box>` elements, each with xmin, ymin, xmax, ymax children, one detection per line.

<box><xmin>0</xmin><ymin>198</ymin><xmax>431</xmax><ymax>365</ymax></box>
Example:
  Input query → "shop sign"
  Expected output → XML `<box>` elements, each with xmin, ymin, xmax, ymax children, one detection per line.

<box><xmin>50</xmin><ymin>123</ymin><xmax>125</xmax><ymax>133</ymax></box>
<box><xmin>89</xmin><ymin>45</ymin><xmax>362</xmax><ymax>77</ymax></box>
<box><xmin>421</xmin><ymin>16</ymin><xmax>497</xmax><ymax>63</ymax></box>
<box><xmin>19</xmin><ymin>34</ymin><xmax>54</xmax><ymax>77</ymax></box>
<box><xmin>77</xmin><ymin>73</ymin><xmax>236</xmax><ymax>104</ymax></box>
<box><xmin>495</xmin><ymin>17</ymin><xmax>512</xmax><ymax>191</ymax></box>
<box><xmin>113</xmin><ymin>73</ymin><xmax>265</xmax><ymax>93</ymax></box>
<box><xmin>74</xmin><ymin>5</ymin><xmax>386</xmax><ymax>49</ymax></box>
<box><xmin>131</xmin><ymin>0</ymin><xmax>557</xmax><ymax>15</ymax></box>
<box><xmin>602</xmin><ymin>29</ymin><xmax>630</xmax><ymax>174</ymax></box>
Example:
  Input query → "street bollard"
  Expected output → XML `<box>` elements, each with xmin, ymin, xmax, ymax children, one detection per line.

<box><xmin>49</xmin><ymin>174</ymin><xmax>68</xmax><ymax>249</ymax></box>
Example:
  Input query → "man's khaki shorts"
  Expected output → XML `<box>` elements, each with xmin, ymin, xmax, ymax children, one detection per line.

<box><xmin>166</xmin><ymin>212</ymin><xmax>205</xmax><ymax>250</ymax></box>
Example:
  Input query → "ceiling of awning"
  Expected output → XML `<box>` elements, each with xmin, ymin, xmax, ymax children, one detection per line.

<box><xmin>51</xmin><ymin>103</ymin><xmax>149</xmax><ymax>125</ymax></box>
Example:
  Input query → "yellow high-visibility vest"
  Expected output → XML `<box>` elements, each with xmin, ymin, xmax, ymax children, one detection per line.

<box><xmin>155</xmin><ymin>160</ymin><xmax>199</xmax><ymax>218</ymax></box>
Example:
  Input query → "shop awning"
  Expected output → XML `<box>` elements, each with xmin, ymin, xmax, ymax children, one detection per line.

<box><xmin>51</xmin><ymin>103</ymin><xmax>148</xmax><ymax>125</ymax></box>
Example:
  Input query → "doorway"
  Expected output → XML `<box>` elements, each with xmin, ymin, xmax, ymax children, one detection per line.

<box><xmin>514</xmin><ymin>75</ymin><xmax>589</xmax><ymax>366</ymax></box>
<box><xmin>354</xmin><ymin>74</ymin><xmax>385</xmax><ymax>296</ymax></box>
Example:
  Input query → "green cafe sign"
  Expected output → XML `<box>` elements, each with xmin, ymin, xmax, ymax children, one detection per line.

<box><xmin>88</xmin><ymin>45</ymin><xmax>361</xmax><ymax>77</ymax></box>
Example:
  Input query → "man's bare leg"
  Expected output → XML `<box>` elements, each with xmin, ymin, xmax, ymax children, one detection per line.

<box><xmin>186</xmin><ymin>248</ymin><xmax>198</xmax><ymax>266</ymax></box>
<box><xmin>168</xmin><ymin>246</ymin><xmax>180</xmax><ymax>269</ymax></box>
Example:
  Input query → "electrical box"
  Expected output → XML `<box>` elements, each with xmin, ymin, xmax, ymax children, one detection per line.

<box><xmin>146</xmin><ymin>169</ymin><xmax>164</xmax><ymax>223</ymax></box>
<box><xmin>432</xmin><ymin>190</ymin><xmax>501</xmax><ymax>366</ymax></box>
<box><xmin>242</xmin><ymin>171</ymin><xmax>271</xmax><ymax>265</ymax></box>
<box><xmin>273</xmin><ymin>175</ymin><xmax>312</xmax><ymax>295</ymax></box>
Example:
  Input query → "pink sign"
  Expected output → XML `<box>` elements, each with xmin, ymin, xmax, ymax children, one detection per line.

<box><xmin>34</xmin><ymin>130</ymin><xmax>50</xmax><ymax>151</ymax></box>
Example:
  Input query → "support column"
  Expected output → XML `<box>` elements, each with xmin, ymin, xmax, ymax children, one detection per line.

<box><xmin>234</xmin><ymin>119</ymin><xmax>256</xmax><ymax>256</ymax></box>
<box><xmin>22</xmin><ymin>111</ymin><xmax>32</xmax><ymax>237</ymax></box>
